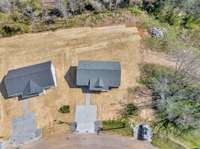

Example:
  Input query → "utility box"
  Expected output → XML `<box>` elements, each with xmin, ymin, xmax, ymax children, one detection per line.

<box><xmin>134</xmin><ymin>123</ymin><xmax>152</xmax><ymax>142</ymax></box>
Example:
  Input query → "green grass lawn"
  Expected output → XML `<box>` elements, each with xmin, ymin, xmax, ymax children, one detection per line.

<box><xmin>152</xmin><ymin>135</ymin><xmax>186</xmax><ymax>149</ymax></box>
<box><xmin>102</xmin><ymin>121</ymin><xmax>200</xmax><ymax>149</ymax></box>
<box><xmin>103</xmin><ymin>127</ymin><xmax>133</xmax><ymax>137</ymax></box>
<box><xmin>102</xmin><ymin>120</ymin><xmax>133</xmax><ymax>137</ymax></box>
<box><xmin>151</xmin><ymin>131</ymin><xmax>200</xmax><ymax>149</ymax></box>
<box><xmin>176</xmin><ymin>131</ymin><xmax>200</xmax><ymax>148</ymax></box>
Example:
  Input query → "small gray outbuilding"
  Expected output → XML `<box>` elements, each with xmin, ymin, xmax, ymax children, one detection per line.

<box><xmin>76</xmin><ymin>60</ymin><xmax>121</xmax><ymax>91</ymax></box>
<box><xmin>3</xmin><ymin>61</ymin><xmax>57</xmax><ymax>99</ymax></box>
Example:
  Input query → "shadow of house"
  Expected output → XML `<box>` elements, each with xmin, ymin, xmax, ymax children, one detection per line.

<box><xmin>81</xmin><ymin>87</ymin><xmax>101</xmax><ymax>94</ymax></box>
<box><xmin>65</xmin><ymin>66</ymin><xmax>77</xmax><ymax>88</ymax></box>
<box><xmin>64</xmin><ymin>66</ymin><xmax>100</xmax><ymax>94</ymax></box>
<box><xmin>0</xmin><ymin>77</ymin><xmax>8</xmax><ymax>99</ymax></box>
<box><xmin>65</xmin><ymin>66</ymin><xmax>101</xmax><ymax>94</ymax></box>
<box><xmin>80</xmin><ymin>87</ymin><xmax>99</xmax><ymax>94</ymax></box>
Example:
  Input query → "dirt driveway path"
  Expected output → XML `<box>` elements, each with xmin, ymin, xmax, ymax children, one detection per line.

<box><xmin>21</xmin><ymin>133</ymin><xmax>157</xmax><ymax>149</ymax></box>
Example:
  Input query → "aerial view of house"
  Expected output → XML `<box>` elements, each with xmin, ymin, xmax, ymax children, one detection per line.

<box><xmin>76</xmin><ymin>60</ymin><xmax>121</xmax><ymax>91</ymax></box>
<box><xmin>74</xmin><ymin>60</ymin><xmax>121</xmax><ymax>134</ymax></box>
<box><xmin>3</xmin><ymin>61</ymin><xmax>57</xmax><ymax>99</ymax></box>
<box><xmin>0</xmin><ymin>0</ymin><xmax>200</xmax><ymax>149</ymax></box>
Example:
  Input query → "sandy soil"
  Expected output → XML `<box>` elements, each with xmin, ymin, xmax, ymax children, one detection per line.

<box><xmin>143</xmin><ymin>50</ymin><xmax>175</xmax><ymax>67</ymax></box>
<box><xmin>0</xmin><ymin>25</ymin><xmax>142</xmax><ymax>138</ymax></box>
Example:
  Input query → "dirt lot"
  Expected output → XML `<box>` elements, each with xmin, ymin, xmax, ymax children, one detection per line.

<box><xmin>0</xmin><ymin>25</ymin><xmax>143</xmax><ymax>138</ymax></box>
<box><xmin>21</xmin><ymin>133</ymin><xmax>157</xmax><ymax>149</ymax></box>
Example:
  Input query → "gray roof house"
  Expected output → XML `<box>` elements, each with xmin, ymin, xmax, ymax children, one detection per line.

<box><xmin>76</xmin><ymin>60</ymin><xmax>121</xmax><ymax>91</ymax></box>
<box><xmin>3</xmin><ymin>61</ymin><xmax>57</xmax><ymax>99</ymax></box>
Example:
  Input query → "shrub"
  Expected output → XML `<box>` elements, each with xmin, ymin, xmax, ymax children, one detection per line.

<box><xmin>0</xmin><ymin>12</ymin><xmax>7</xmax><ymax>22</ymax></box>
<box><xmin>182</xmin><ymin>15</ymin><xmax>200</xmax><ymax>29</ymax></box>
<box><xmin>121</xmin><ymin>103</ymin><xmax>138</xmax><ymax>118</ymax></box>
<box><xmin>0</xmin><ymin>23</ymin><xmax>29</xmax><ymax>37</ymax></box>
<box><xmin>59</xmin><ymin>105</ymin><xmax>70</xmax><ymax>113</ymax></box>
<box><xmin>128</xmin><ymin>7</ymin><xmax>143</xmax><ymax>16</ymax></box>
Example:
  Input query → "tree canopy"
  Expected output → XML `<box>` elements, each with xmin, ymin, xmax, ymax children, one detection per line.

<box><xmin>141</xmin><ymin>64</ymin><xmax>200</xmax><ymax>134</ymax></box>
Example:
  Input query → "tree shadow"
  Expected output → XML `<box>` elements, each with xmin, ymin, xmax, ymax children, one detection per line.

<box><xmin>65</xmin><ymin>66</ymin><xmax>77</xmax><ymax>88</ymax></box>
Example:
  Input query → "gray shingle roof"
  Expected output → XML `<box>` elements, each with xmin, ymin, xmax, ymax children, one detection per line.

<box><xmin>76</xmin><ymin>60</ymin><xmax>121</xmax><ymax>91</ymax></box>
<box><xmin>4</xmin><ymin>61</ymin><xmax>56</xmax><ymax>99</ymax></box>
<box><xmin>22</xmin><ymin>80</ymin><xmax>43</xmax><ymax>99</ymax></box>
<box><xmin>78</xmin><ymin>61</ymin><xmax>120</xmax><ymax>70</ymax></box>
<box><xmin>95</xmin><ymin>78</ymin><xmax>104</xmax><ymax>88</ymax></box>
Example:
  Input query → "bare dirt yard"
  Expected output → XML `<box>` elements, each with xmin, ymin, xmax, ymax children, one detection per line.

<box><xmin>0</xmin><ymin>25</ymin><xmax>142</xmax><ymax>138</ymax></box>
<box><xmin>0</xmin><ymin>25</ymin><xmax>174</xmax><ymax>144</ymax></box>
<box><xmin>21</xmin><ymin>134</ymin><xmax>157</xmax><ymax>149</ymax></box>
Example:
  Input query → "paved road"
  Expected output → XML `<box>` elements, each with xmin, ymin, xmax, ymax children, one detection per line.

<box><xmin>21</xmin><ymin>133</ymin><xmax>157</xmax><ymax>149</ymax></box>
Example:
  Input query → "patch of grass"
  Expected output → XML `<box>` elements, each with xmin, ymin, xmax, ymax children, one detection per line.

<box><xmin>103</xmin><ymin>120</ymin><xmax>126</xmax><ymax>130</ymax></box>
<box><xmin>176</xmin><ymin>131</ymin><xmax>200</xmax><ymax>148</ymax></box>
<box><xmin>152</xmin><ymin>135</ymin><xmax>186</xmax><ymax>149</ymax></box>
<box><xmin>104</xmin><ymin>127</ymin><xmax>133</xmax><ymax>137</ymax></box>
<box><xmin>128</xmin><ymin>7</ymin><xmax>143</xmax><ymax>16</ymax></box>
<box><xmin>141</xmin><ymin>15</ymin><xmax>166</xmax><ymax>29</ymax></box>
<box><xmin>0</xmin><ymin>12</ymin><xmax>7</xmax><ymax>22</ymax></box>
<box><xmin>102</xmin><ymin>120</ymin><xmax>133</xmax><ymax>136</ymax></box>
<box><xmin>143</xmin><ymin>37</ymin><xmax>168</xmax><ymax>52</ymax></box>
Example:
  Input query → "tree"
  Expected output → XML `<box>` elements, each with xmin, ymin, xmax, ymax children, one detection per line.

<box><xmin>172</xmin><ymin>49</ymin><xmax>200</xmax><ymax>81</ymax></box>
<box><xmin>142</xmin><ymin>0</ymin><xmax>165</xmax><ymax>14</ymax></box>
<box><xmin>56</xmin><ymin>0</ymin><xmax>67</xmax><ymax>17</ymax></box>
<box><xmin>0</xmin><ymin>0</ymin><xmax>11</xmax><ymax>13</ymax></box>
<box><xmin>141</xmin><ymin>64</ymin><xmax>200</xmax><ymax>134</ymax></box>
<box><xmin>90</xmin><ymin>0</ymin><xmax>105</xmax><ymax>12</ymax></box>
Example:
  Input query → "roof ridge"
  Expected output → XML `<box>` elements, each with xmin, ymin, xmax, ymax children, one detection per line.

<box><xmin>23</xmin><ymin>79</ymin><xmax>42</xmax><ymax>96</ymax></box>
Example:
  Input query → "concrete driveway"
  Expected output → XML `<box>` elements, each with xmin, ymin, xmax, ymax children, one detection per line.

<box><xmin>21</xmin><ymin>133</ymin><xmax>157</xmax><ymax>149</ymax></box>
